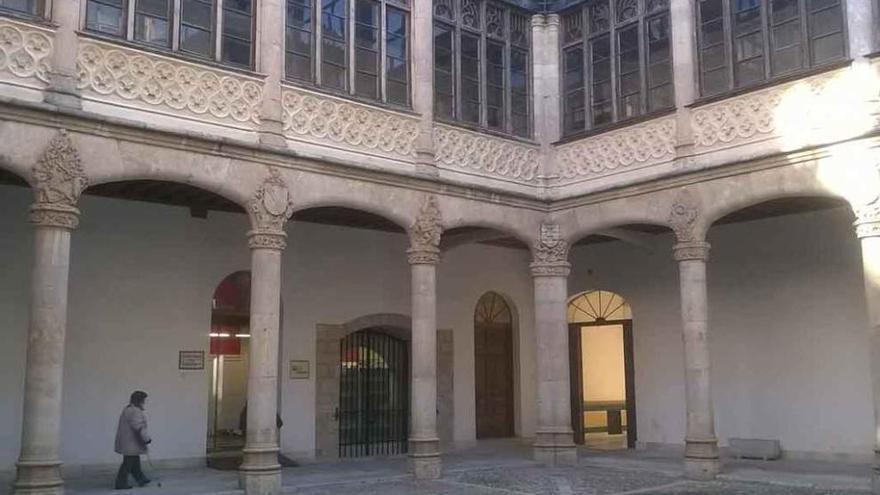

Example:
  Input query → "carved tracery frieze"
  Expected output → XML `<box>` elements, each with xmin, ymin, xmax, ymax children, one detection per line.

<box><xmin>0</xmin><ymin>18</ymin><xmax>53</xmax><ymax>85</ymax></box>
<box><xmin>408</xmin><ymin>195</ymin><xmax>442</xmax><ymax>264</ymax></box>
<box><xmin>248</xmin><ymin>168</ymin><xmax>295</xmax><ymax>249</ymax></box>
<box><xmin>433</xmin><ymin>124</ymin><xmax>540</xmax><ymax>184</ymax></box>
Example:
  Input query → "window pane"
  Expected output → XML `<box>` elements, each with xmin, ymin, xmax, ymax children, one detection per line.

<box><xmin>225</xmin><ymin>0</ymin><xmax>251</xmax><ymax>13</ymax></box>
<box><xmin>286</xmin><ymin>28</ymin><xmax>311</xmax><ymax>55</ymax></box>
<box><xmin>702</xmin><ymin>67</ymin><xmax>728</xmax><ymax>95</ymax></box>
<box><xmin>182</xmin><ymin>0</ymin><xmax>214</xmax><ymax>29</ymax></box>
<box><xmin>617</xmin><ymin>25</ymin><xmax>641</xmax><ymax>119</ymax></box>
<box><xmin>434</xmin><ymin>24</ymin><xmax>454</xmax><ymax>119</ymax></box>
<box><xmin>286</xmin><ymin>52</ymin><xmax>312</xmax><ymax>80</ymax></box>
<box><xmin>564</xmin><ymin>89</ymin><xmax>586</xmax><ymax>133</ymax></box>
<box><xmin>591</xmin><ymin>35</ymin><xmax>612</xmax><ymax>126</ymax></box>
<box><xmin>322</xmin><ymin>64</ymin><xmax>346</xmax><ymax>90</ymax></box>
<box><xmin>812</xmin><ymin>32</ymin><xmax>843</xmax><ymax>63</ymax></box>
<box><xmin>460</xmin><ymin>33</ymin><xmax>481</xmax><ymax>124</ymax></box>
<box><xmin>321</xmin><ymin>0</ymin><xmax>347</xmax><ymax>90</ymax></box>
<box><xmin>809</xmin><ymin>4</ymin><xmax>842</xmax><ymax>37</ymax></box>
<box><xmin>181</xmin><ymin>25</ymin><xmax>213</xmax><ymax>57</ymax></box>
<box><xmin>287</xmin><ymin>0</ymin><xmax>311</xmax><ymax>28</ymax></box>
<box><xmin>323</xmin><ymin>37</ymin><xmax>346</xmax><ymax>65</ymax></box>
<box><xmin>223</xmin><ymin>9</ymin><xmax>252</xmax><ymax>40</ymax></box>
<box><xmin>0</xmin><ymin>0</ymin><xmax>39</xmax><ymax>16</ymax></box>
<box><xmin>386</xmin><ymin>8</ymin><xmax>409</xmax><ymax>106</ymax></box>
<box><xmin>135</xmin><ymin>15</ymin><xmax>170</xmax><ymax>46</ymax></box>
<box><xmin>137</xmin><ymin>0</ymin><xmax>167</xmax><ymax>16</ymax></box>
<box><xmin>388</xmin><ymin>80</ymin><xmax>409</xmax><ymax>106</ymax></box>
<box><xmin>736</xmin><ymin>56</ymin><xmax>765</xmax><ymax>85</ymax></box>
<box><xmin>86</xmin><ymin>0</ymin><xmax>126</xmax><ymax>36</ymax></box>
<box><xmin>563</xmin><ymin>11</ymin><xmax>584</xmax><ymax>43</ymax></box>
<box><xmin>222</xmin><ymin>36</ymin><xmax>252</xmax><ymax>66</ymax></box>
<box><xmin>486</xmin><ymin>41</ymin><xmax>504</xmax><ymax>130</ymax></box>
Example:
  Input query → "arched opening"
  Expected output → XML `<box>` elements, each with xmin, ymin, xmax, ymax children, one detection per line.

<box><xmin>474</xmin><ymin>291</ymin><xmax>515</xmax><ymax>438</ymax></box>
<box><xmin>338</xmin><ymin>327</ymin><xmax>410</xmax><ymax>457</ymax></box>
<box><xmin>568</xmin><ymin>290</ymin><xmax>636</xmax><ymax>450</ymax></box>
<box><xmin>206</xmin><ymin>271</ymin><xmax>252</xmax><ymax>465</ymax></box>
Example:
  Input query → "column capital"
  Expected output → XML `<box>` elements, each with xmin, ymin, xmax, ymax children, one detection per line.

<box><xmin>29</xmin><ymin>203</ymin><xmax>81</xmax><ymax>230</ymax></box>
<box><xmin>668</xmin><ymin>188</ymin><xmax>704</xmax><ymax>244</ymax></box>
<box><xmin>249</xmin><ymin>167</ymin><xmax>294</xmax><ymax>235</ymax></box>
<box><xmin>409</xmin><ymin>195</ymin><xmax>442</xmax><ymax>265</ymax></box>
<box><xmin>673</xmin><ymin>241</ymin><xmax>711</xmax><ymax>261</ymax></box>
<box><xmin>854</xmin><ymin>203</ymin><xmax>880</xmax><ymax>238</ymax></box>
<box><xmin>531</xmin><ymin>223</ymin><xmax>569</xmax><ymax>264</ymax></box>
<box><xmin>247</xmin><ymin>230</ymin><xmax>288</xmax><ymax>251</ymax></box>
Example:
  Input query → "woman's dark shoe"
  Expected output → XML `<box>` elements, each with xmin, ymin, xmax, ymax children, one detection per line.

<box><xmin>114</xmin><ymin>485</ymin><xmax>133</xmax><ymax>490</ymax></box>
<box><xmin>136</xmin><ymin>478</ymin><xmax>151</xmax><ymax>487</ymax></box>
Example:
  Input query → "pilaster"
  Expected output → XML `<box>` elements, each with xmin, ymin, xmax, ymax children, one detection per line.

<box><xmin>670</xmin><ymin>0</ymin><xmax>697</xmax><ymax>151</ymax></box>
<box><xmin>412</xmin><ymin>0</ymin><xmax>436</xmax><ymax>178</ymax></box>
<box><xmin>45</xmin><ymin>0</ymin><xmax>82</xmax><ymax>108</ymax></box>
<box><xmin>257</xmin><ymin>0</ymin><xmax>287</xmax><ymax>147</ymax></box>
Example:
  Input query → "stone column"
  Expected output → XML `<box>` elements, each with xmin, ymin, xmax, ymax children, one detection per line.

<box><xmin>669</xmin><ymin>0</ymin><xmax>697</xmax><ymax>148</ymax></box>
<box><xmin>257</xmin><ymin>0</ymin><xmax>286</xmax><ymax>146</ymax></box>
<box><xmin>531</xmin><ymin>224</ymin><xmax>576</xmax><ymax>466</ymax></box>
<box><xmin>240</xmin><ymin>170</ymin><xmax>294</xmax><ymax>495</ymax></box>
<box><xmin>45</xmin><ymin>0</ymin><xmax>82</xmax><ymax>108</ymax></box>
<box><xmin>854</xmin><ymin>204</ymin><xmax>880</xmax><ymax>493</ymax></box>
<box><xmin>14</xmin><ymin>131</ymin><xmax>88</xmax><ymax>495</ymax></box>
<box><xmin>411</xmin><ymin>0</ymin><xmax>436</xmax><ymax>177</ymax></box>
<box><xmin>669</xmin><ymin>191</ymin><xmax>719</xmax><ymax>480</ymax></box>
<box><xmin>407</xmin><ymin>196</ymin><xmax>442</xmax><ymax>479</ymax></box>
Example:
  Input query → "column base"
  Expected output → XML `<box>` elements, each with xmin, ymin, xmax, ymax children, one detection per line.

<box><xmin>239</xmin><ymin>446</ymin><xmax>282</xmax><ymax>495</ymax></box>
<box><xmin>258</xmin><ymin>119</ymin><xmax>288</xmax><ymax>148</ymax></box>
<box><xmin>44</xmin><ymin>74</ymin><xmax>81</xmax><ymax>110</ymax></box>
<box><xmin>533</xmin><ymin>430</ymin><xmax>577</xmax><ymax>466</ymax></box>
<box><xmin>409</xmin><ymin>437</ymin><xmax>442</xmax><ymax>480</ymax></box>
<box><xmin>684</xmin><ymin>437</ymin><xmax>720</xmax><ymax>480</ymax></box>
<box><xmin>13</xmin><ymin>459</ymin><xmax>63</xmax><ymax>495</ymax></box>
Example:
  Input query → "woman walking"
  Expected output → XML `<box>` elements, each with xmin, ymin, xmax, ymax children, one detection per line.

<box><xmin>114</xmin><ymin>391</ymin><xmax>152</xmax><ymax>490</ymax></box>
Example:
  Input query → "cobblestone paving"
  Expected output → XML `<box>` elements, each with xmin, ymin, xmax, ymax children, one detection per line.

<box><xmin>289</xmin><ymin>465</ymin><xmax>870</xmax><ymax>495</ymax></box>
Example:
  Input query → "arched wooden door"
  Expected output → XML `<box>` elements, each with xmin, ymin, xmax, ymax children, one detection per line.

<box><xmin>474</xmin><ymin>292</ymin><xmax>515</xmax><ymax>438</ymax></box>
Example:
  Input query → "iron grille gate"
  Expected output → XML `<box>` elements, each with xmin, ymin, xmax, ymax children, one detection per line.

<box><xmin>338</xmin><ymin>329</ymin><xmax>409</xmax><ymax>457</ymax></box>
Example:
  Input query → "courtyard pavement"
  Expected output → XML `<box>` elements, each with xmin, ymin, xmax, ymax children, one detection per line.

<box><xmin>1</xmin><ymin>441</ymin><xmax>873</xmax><ymax>494</ymax></box>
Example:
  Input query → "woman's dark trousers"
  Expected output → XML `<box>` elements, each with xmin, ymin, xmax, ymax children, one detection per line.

<box><xmin>115</xmin><ymin>455</ymin><xmax>147</xmax><ymax>488</ymax></box>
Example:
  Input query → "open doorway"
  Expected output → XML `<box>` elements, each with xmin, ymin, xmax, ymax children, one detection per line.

<box><xmin>568</xmin><ymin>290</ymin><xmax>636</xmax><ymax>450</ymax></box>
<box><xmin>206</xmin><ymin>271</ymin><xmax>251</xmax><ymax>466</ymax></box>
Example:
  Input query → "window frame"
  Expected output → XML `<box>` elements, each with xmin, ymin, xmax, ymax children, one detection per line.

<box><xmin>81</xmin><ymin>0</ymin><xmax>257</xmax><ymax>70</ymax></box>
<box><xmin>694</xmin><ymin>0</ymin><xmax>848</xmax><ymax>98</ymax></box>
<box><xmin>284</xmin><ymin>0</ymin><xmax>412</xmax><ymax>108</ymax></box>
<box><xmin>559</xmin><ymin>0</ymin><xmax>674</xmax><ymax>138</ymax></box>
<box><xmin>0</xmin><ymin>0</ymin><xmax>49</xmax><ymax>20</ymax></box>
<box><xmin>433</xmin><ymin>0</ymin><xmax>533</xmax><ymax>139</ymax></box>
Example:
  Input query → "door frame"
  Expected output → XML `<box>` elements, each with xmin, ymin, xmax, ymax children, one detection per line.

<box><xmin>569</xmin><ymin>319</ymin><xmax>637</xmax><ymax>448</ymax></box>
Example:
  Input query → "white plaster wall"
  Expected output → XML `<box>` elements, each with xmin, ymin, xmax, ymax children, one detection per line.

<box><xmin>0</xmin><ymin>184</ymin><xmax>537</xmax><ymax>470</ymax></box>
<box><xmin>570</xmin><ymin>206</ymin><xmax>874</xmax><ymax>457</ymax></box>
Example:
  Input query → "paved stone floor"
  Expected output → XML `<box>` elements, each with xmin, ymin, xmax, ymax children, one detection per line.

<box><xmin>1</xmin><ymin>441</ymin><xmax>872</xmax><ymax>494</ymax></box>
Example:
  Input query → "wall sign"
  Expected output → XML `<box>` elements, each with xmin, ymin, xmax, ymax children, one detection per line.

<box><xmin>178</xmin><ymin>351</ymin><xmax>205</xmax><ymax>370</ymax></box>
<box><xmin>289</xmin><ymin>360</ymin><xmax>310</xmax><ymax>379</ymax></box>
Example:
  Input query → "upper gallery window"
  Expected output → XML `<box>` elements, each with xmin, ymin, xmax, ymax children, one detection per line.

<box><xmin>0</xmin><ymin>0</ymin><xmax>45</xmax><ymax>17</ymax></box>
<box><xmin>697</xmin><ymin>0</ymin><xmax>845</xmax><ymax>96</ymax></box>
<box><xmin>433</xmin><ymin>0</ymin><xmax>532</xmax><ymax>138</ymax></box>
<box><xmin>84</xmin><ymin>0</ymin><xmax>255</xmax><ymax>69</ymax></box>
<box><xmin>561</xmin><ymin>0</ymin><xmax>673</xmax><ymax>137</ymax></box>
<box><xmin>285</xmin><ymin>0</ymin><xmax>411</xmax><ymax>107</ymax></box>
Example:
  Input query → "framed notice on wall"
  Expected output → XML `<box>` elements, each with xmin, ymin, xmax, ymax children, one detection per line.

<box><xmin>289</xmin><ymin>360</ymin><xmax>309</xmax><ymax>379</ymax></box>
<box><xmin>178</xmin><ymin>351</ymin><xmax>205</xmax><ymax>370</ymax></box>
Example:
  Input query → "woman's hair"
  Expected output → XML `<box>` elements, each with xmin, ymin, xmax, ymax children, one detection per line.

<box><xmin>130</xmin><ymin>390</ymin><xmax>148</xmax><ymax>407</ymax></box>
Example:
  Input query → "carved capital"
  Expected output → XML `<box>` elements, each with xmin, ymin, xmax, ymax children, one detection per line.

<box><xmin>673</xmin><ymin>241</ymin><xmax>711</xmax><ymax>262</ymax></box>
<box><xmin>668</xmin><ymin>189</ymin><xmax>701</xmax><ymax>243</ymax></box>
<box><xmin>249</xmin><ymin>168</ymin><xmax>294</xmax><ymax>235</ymax></box>
<box><xmin>248</xmin><ymin>231</ymin><xmax>288</xmax><ymax>250</ymax></box>
<box><xmin>32</xmin><ymin>130</ymin><xmax>88</xmax><ymax>209</ymax></box>
<box><xmin>29</xmin><ymin>203</ymin><xmax>80</xmax><ymax>230</ymax></box>
<box><xmin>532</xmin><ymin>223</ymin><xmax>569</xmax><ymax>264</ymax></box>
<box><xmin>854</xmin><ymin>202</ymin><xmax>880</xmax><ymax>239</ymax></box>
<box><xmin>408</xmin><ymin>195</ymin><xmax>442</xmax><ymax>264</ymax></box>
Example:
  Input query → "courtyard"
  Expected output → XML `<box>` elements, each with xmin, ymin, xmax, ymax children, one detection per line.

<box><xmin>1</xmin><ymin>442</ymin><xmax>869</xmax><ymax>495</ymax></box>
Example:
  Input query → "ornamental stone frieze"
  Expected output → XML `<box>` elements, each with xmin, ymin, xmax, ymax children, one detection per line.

<box><xmin>0</xmin><ymin>18</ymin><xmax>53</xmax><ymax>87</ymax></box>
<box><xmin>554</xmin><ymin>116</ymin><xmax>676</xmax><ymax>184</ymax></box>
<box><xmin>76</xmin><ymin>39</ymin><xmax>263</xmax><ymax>126</ymax></box>
<box><xmin>530</xmin><ymin>223</ymin><xmax>570</xmax><ymax>277</ymax></box>
<box><xmin>854</xmin><ymin>202</ymin><xmax>880</xmax><ymax>238</ymax></box>
<box><xmin>691</xmin><ymin>65</ymin><xmax>877</xmax><ymax>152</ymax></box>
<box><xmin>407</xmin><ymin>195</ymin><xmax>442</xmax><ymax>264</ymax></box>
<box><xmin>281</xmin><ymin>85</ymin><xmax>419</xmax><ymax>159</ymax></box>
<box><xmin>433</xmin><ymin>123</ymin><xmax>540</xmax><ymax>185</ymax></box>
<box><xmin>30</xmin><ymin>130</ymin><xmax>89</xmax><ymax>229</ymax></box>
<box><xmin>248</xmin><ymin>168</ymin><xmax>295</xmax><ymax>250</ymax></box>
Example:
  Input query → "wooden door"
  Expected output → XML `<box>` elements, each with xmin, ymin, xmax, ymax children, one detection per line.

<box><xmin>474</xmin><ymin>292</ymin><xmax>514</xmax><ymax>438</ymax></box>
<box><xmin>475</xmin><ymin>322</ymin><xmax>514</xmax><ymax>437</ymax></box>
